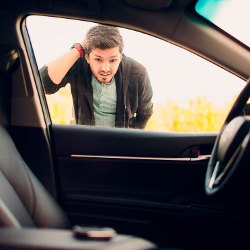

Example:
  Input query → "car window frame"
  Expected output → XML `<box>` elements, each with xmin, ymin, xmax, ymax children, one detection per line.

<box><xmin>23</xmin><ymin>15</ymin><xmax>246</xmax><ymax>134</ymax></box>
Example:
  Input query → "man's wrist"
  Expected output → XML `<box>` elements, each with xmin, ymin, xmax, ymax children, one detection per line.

<box><xmin>71</xmin><ymin>43</ymin><xmax>85</xmax><ymax>58</ymax></box>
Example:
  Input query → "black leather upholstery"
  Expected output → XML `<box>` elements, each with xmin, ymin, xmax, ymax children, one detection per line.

<box><xmin>0</xmin><ymin>125</ymin><xmax>70</xmax><ymax>229</ymax></box>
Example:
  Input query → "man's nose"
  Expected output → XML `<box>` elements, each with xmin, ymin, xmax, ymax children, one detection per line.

<box><xmin>101</xmin><ymin>62</ymin><xmax>110</xmax><ymax>72</ymax></box>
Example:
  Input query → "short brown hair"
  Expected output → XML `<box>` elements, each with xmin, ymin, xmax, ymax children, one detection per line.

<box><xmin>85</xmin><ymin>25</ymin><xmax>124</xmax><ymax>54</ymax></box>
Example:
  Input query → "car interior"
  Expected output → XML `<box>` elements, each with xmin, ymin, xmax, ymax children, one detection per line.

<box><xmin>0</xmin><ymin>0</ymin><xmax>250</xmax><ymax>249</ymax></box>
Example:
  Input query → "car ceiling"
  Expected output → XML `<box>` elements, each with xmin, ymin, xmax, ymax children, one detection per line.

<box><xmin>1</xmin><ymin>0</ymin><xmax>250</xmax><ymax>80</ymax></box>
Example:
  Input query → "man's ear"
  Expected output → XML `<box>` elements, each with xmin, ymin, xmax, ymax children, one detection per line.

<box><xmin>85</xmin><ymin>54</ymin><xmax>90</xmax><ymax>64</ymax></box>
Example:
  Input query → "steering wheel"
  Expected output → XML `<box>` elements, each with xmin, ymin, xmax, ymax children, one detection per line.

<box><xmin>205</xmin><ymin>79</ymin><xmax>250</xmax><ymax>196</ymax></box>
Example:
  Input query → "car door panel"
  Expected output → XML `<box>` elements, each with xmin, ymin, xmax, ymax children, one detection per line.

<box><xmin>50</xmin><ymin>124</ymin><xmax>236</xmax><ymax>246</ymax></box>
<box><xmin>50</xmin><ymin>125</ymin><xmax>230</xmax><ymax>234</ymax></box>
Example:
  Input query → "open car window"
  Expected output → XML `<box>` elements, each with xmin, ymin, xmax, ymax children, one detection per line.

<box><xmin>26</xmin><ymin>15</ymin><xmax>245</xmax><ymax>132</ymax></box>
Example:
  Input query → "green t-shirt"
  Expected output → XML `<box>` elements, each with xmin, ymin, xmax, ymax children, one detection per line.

<box><xmin>91</xmin><ymin>75</ymin><xmax>117</xmax><ymax>127</ymax></box>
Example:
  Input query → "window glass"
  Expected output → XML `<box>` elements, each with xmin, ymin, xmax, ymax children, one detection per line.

<box><xmin>195</xmin><ymin>0</ymin><xmax>250</xmax><ymax>47</ymax></box>
<box><xmin>26</xmin><ymin>16</ymin><xmax>245</xmax><ymax>132</ymax></box>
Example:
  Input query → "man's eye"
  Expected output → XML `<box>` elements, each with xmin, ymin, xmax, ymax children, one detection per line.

<box><xmin>95</xmin><ymin>58</ymin><xmax>102</xmax><ymax>62</ymax></box>
<box><xmin>110</xmin><ymin>59</ymin><xmax>117</xmax><ymax>63</ymax></box>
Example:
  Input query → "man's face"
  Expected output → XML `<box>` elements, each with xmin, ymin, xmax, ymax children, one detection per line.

<box><xmin>85</xmin><ymin>46</ymin><xmax>122</xmax><ymax>84</ymax></box>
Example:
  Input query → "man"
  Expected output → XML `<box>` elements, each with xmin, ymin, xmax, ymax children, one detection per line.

<box><xmin>40</xmin><ymin>24</ymin><xmax>153</xmax><ymax>128</ymax></box>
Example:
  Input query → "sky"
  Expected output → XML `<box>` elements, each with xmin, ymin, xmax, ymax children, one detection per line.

<box><xmin>26</xmin><ymin>15</ymin><xmax>245</xmax><ymax>106</ymax></box>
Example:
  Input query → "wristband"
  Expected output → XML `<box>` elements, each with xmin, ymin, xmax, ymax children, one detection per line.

<box><xmin>71</xmin><ymin>43</ymin><xmax>85</xmax><ymax>58</ymax></box>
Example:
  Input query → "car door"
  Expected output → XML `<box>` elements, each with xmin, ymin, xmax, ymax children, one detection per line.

<box><xmin>22</xmin><ymin>15</ymin><xmax>246</xmax><ymax>248</ymax></box>
<box><xmin>50</xmin><ymin>124</ymin><xmax>216</xmax><ymax>241</ymax></box>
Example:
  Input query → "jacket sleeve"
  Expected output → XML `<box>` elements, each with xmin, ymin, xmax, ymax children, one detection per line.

<box><xmin>39</xmin><ymin>65</ymin><xmax>71</xmax><ymax>94</ymax></box>
<box><xmin>134</xmin><ymin>69</ymin><xmax>153</xmax><ymax>129</ymax></box>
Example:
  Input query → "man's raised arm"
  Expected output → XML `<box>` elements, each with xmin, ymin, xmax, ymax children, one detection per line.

<box><xmin>47</xmin><ymin>45</ymin><xmax>82</xmax><ymax>84</ymax></box>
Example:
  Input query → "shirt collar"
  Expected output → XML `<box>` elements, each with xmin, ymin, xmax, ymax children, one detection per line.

<box><xmin>92</xmin><ymin>74</ymin><xmax>115</xmax><ymax>86</ymax></box>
